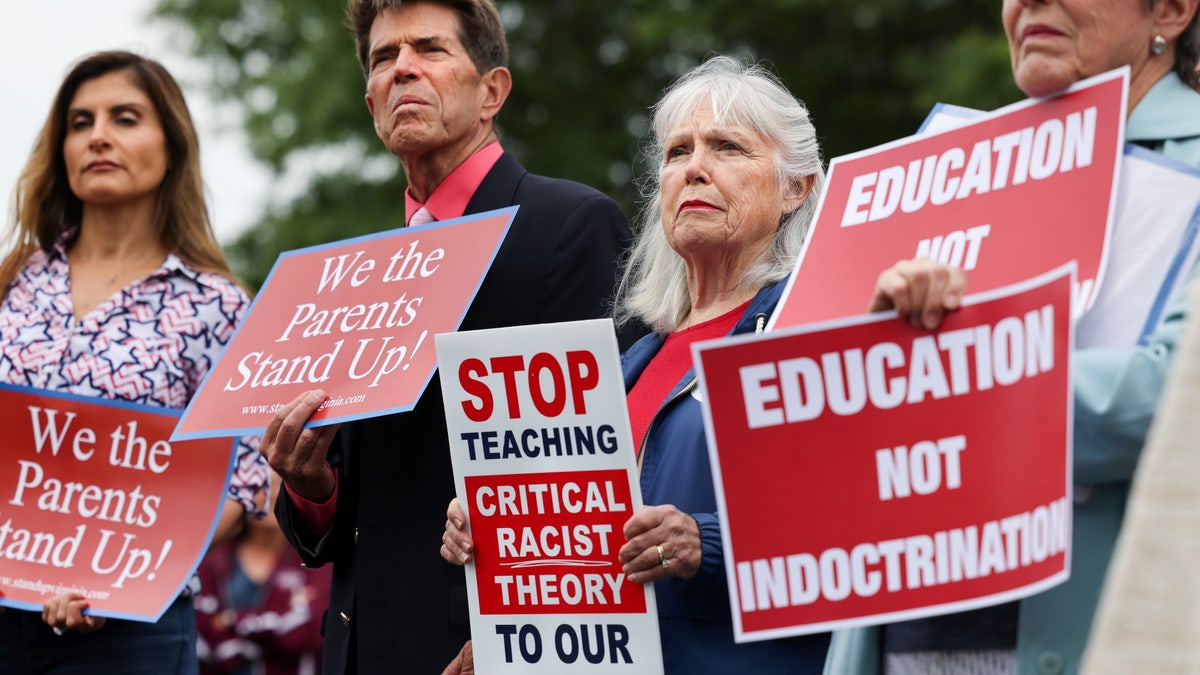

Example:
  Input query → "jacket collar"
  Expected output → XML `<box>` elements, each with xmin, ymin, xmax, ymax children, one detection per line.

<box><xmin>463</xmin><ymin>152</ymin><xmax>527</xmax><ymax>214</ymax></box>
<box><xmin>1126</xmin><ymin>73</ymin><xmax>1200</xmax><ymax>144</ymax></box>
<box><xmin>621</xmin><ymin>277</ymin><xmax>789</xmax><ymax>386</ymax></box>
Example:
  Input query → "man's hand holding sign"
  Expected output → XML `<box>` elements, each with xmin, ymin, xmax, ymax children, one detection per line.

<box><xmin>173</xmin><ymin>208</ymin><xmax>516</xmax><ymax>441</ymax></box>
<box><xmin>176</xmin><ymin>209</ymin><xmax>517</xmax><ymax>524</ymax></box>
<box><xmin>260</xmin><ymin>390</ymin><xmax>339</xmax><ymax>505</ymax></box>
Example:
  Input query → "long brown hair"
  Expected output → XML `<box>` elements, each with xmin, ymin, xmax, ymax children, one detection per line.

<box><xmin>0</xmin><ymin>50</ymin><xmax>239</xmax><ymax>294</ymax></box>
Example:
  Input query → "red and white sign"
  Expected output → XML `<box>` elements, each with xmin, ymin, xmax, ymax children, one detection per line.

<box><xmin>694</xmin><ymin>266</ymin><xmax>1074</xmax><ymax>641</ymax></box>
<box><xmin>770</xmin><ymin>69</ymin><xmax>1126</xmax><ymax>330</ymax></box>
<box><xmin>437</xmin><ymin>319</ymin><xmax>663</xmax><ymax>674</ymax></box>
<box><xmin>0</xmin><ymin>385</ymin><xmax>236</xmax><ymax>621</ymax></box>
<box><xmin>919</xmin><ymin>97</ymin><xmax>1200</xmax><ymax>350</ymax></box>
<box><xmin>173</xmin><ymin>207</ymin><xmax>515</xmax><ymax>441</ymax></box>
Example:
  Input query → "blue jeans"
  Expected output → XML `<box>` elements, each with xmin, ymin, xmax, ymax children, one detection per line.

<box><xmin>0</xmin><ymin>595</ymin><xmax>198</xmax><ymax>674</ymax></box>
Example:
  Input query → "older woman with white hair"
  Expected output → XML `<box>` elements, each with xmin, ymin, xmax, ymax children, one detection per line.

<box><xmin>441</xmin><ymin>55</ymin><xmax>831</xmax><ymax>673</ymax></box>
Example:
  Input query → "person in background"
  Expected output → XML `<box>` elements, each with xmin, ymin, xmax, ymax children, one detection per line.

<box><xmin>827</xmin><ymin>1</ymin><xmax>1200</xmax><ymax>673</ymax></box>
<box><xmin>441</xmin><ymin>55</ymin><xmax>832</xmax><ymax>674</ymax></box>
<box><xmin>262</xmin><ymin>1</ymin><xmax>637</xmax><ymax>673</ymax></box>
<box><xmin>196</xmin><ymin>473</ymin><xmax>330</xmax><ymax>675</ymax></box>
<box><xmin>0</xmin><ymin>50</ymin><xmax>269</xmax><ymax>673</ymax></box>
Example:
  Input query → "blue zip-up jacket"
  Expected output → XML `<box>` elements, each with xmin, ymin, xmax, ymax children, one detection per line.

<box><xmin>621</xmin><ymin>279</ymin><xmax>830</xmax><ymax>674</ymax></box>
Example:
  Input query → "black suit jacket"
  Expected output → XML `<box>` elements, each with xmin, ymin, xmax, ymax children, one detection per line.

<box><xmin>276</xmin><ymin>153</ymin><xmax>640</xmax><ymax>674</ymax></box>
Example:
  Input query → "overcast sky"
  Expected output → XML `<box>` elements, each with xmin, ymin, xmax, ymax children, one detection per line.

<box><xmin>0</xmin><ymin>1</ymin><xmax>270</xmax><ymax>243</ymax></box>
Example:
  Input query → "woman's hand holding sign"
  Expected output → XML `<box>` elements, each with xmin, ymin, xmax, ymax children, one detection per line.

<box><xmin>43</xmin><ymin>593</ymin><xmax>106</xmax><ymax>635</ymax></box>
<box><xmin>441</xmin><ymin>498</ymin><xmax>474</xmax><ymax>564</ymax></box>
<box><xmin>870</xmin><ymin>258</ymin><xmax>968</xmax><ymax>330</ymax></box>
<box><xmin>618</xmin><ymin>505</ymin><xmax>701</xmax><ymax>584</ymax></box>
<box><xmin>441</xmin><ymin>499</ymin><xmax>702</xmax><ymax>584</ymax></box>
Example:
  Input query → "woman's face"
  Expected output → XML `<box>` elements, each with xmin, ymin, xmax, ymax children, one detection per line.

<box><xmin>1003</xmin><ymin>0</ymin><xmax>1156</xmax><ymax>98</ymax></box>
<box><xmin>62</xmin><ymin>70</ymin><xmax>168</xmax><ymax>207</ymax></box>
<box><xmin>659</xmin><ymin>104</ymin><xmax>799</xmax><ymax>270</ymax></box>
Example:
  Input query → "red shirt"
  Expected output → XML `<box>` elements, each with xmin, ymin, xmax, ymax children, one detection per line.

<box><xmin>404</xmin><ymin>141</ymin><xmax>504</xmax><ymax>225</ymax></box>
<box><xmin>626</xmin><ymin>301</ymin><xmax>749</xmax><ymax>454</ymax></box>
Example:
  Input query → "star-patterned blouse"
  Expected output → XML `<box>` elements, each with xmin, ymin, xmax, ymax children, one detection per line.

<box><xmin>0</xmin><ymin>233</ymin><xmax>269</xmax><ymax>517</ymax></box>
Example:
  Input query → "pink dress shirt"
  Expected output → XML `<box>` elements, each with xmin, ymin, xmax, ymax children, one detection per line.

<box><xmin>287</xmin><ymin>141</ymin><xmax>505</xmax><ymax>535</ymax></box>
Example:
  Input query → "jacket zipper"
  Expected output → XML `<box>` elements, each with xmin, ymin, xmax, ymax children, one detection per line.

<box><xmin>636</xmin><ymin>312</ymin><xmax>769</xmax><ymax>476</ymax></box>
<box><xmin>637</xmin><ymin>379</ymin><xmax>697</xmax><ymax>475</ymax></box>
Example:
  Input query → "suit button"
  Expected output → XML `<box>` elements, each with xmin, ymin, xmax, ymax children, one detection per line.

<box><xmin>1038</xmin><ymin>651</ymin><xmax>1064</xmax><ymax>675</ymax></box>
<box><xmin>340</xmin><ymin>612</ymin><xmax>351</xmax><ymax>626</ymax></box>
<box><xmin>354</xmin><ymin>527</ymin><xmax>359</xmax><ymax>544</ymax></box>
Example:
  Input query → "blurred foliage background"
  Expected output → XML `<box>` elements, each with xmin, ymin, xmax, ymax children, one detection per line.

<box><xmin>153</xmin><ymin>0</ymin><xmax>1021</xmax><ymax>289</ymax></box>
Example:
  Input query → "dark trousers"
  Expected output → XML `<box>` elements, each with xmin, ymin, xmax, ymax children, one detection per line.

<box><xmin>0</xmin><ymin>594</ymin><xmax>198</xmax><ymax>674</ymax></box>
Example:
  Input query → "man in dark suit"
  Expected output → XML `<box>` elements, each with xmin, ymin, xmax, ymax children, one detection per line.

<box><xmin>261</xmin><ymin>1</ymin><xmax>638</xmax><ymax>673</ymax></box>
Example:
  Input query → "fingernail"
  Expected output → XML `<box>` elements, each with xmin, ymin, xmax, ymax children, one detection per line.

<box><xmin>458</xmin><ymin>552</ymin><xmax>469</xmax><ymax>563</ymax></box>
<box><xmin>453</xmin><ymin>519</ymin><xmax>463</xmax><ymax>529</ymax></box>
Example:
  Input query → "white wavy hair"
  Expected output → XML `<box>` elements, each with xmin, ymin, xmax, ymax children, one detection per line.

<box><xmin>614</xmin><ymin>55</ymin><xmax>826</xmax><ymax>333</ymax></box>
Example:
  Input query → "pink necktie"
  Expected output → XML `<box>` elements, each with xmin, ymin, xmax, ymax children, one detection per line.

<box><xmin>409</xmin><ymin>206</ymin><xmax>435</xmax><ymax>227</ymax></box>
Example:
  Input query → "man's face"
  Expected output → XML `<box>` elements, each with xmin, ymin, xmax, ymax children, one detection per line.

<box><xmin>363</xmin><ymin>3</ymin><xmax>493</xmax><ymax>161</ymax></box>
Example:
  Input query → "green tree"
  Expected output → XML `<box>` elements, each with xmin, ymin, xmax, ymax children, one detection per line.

<box><xmin>153</xmin><ymin>0</ymin><xmax>1020</xmax><ymax>289</ymax></box>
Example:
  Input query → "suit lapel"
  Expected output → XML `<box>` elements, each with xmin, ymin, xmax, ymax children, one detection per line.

<box><xmin>464</xmin><ymin>152</ymin><xmax>527</xmax><ymax>214</ymax></box>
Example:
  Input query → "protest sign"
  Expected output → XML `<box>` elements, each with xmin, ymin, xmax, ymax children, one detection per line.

<box><xmin>173</xmin><ymin>208</ymin><xmax>515</xmax><ymax>440</ymax></box>
<box><xmin>919</xmin><ymin>101</ymin><xmax>1200</xmax><ymax>349</ymax></box>
<box><xmin>0</xmin><ymin>385</ymin><xmax>235</xmax><ymax>621</ymax></box>
<box><xmin>694</xmin><ymin>266</ymin><xmax>1074</xmax><ymax>641</ymax></box>
<box><xmin>437</xmin><ymin>319</ymin><xmax>663</xmax><ymax>674</ymax></box>
<box><xmin>770</xmin><ymin>68</ymin><xmax>1126</xmax><ymax>330</ymax></box>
